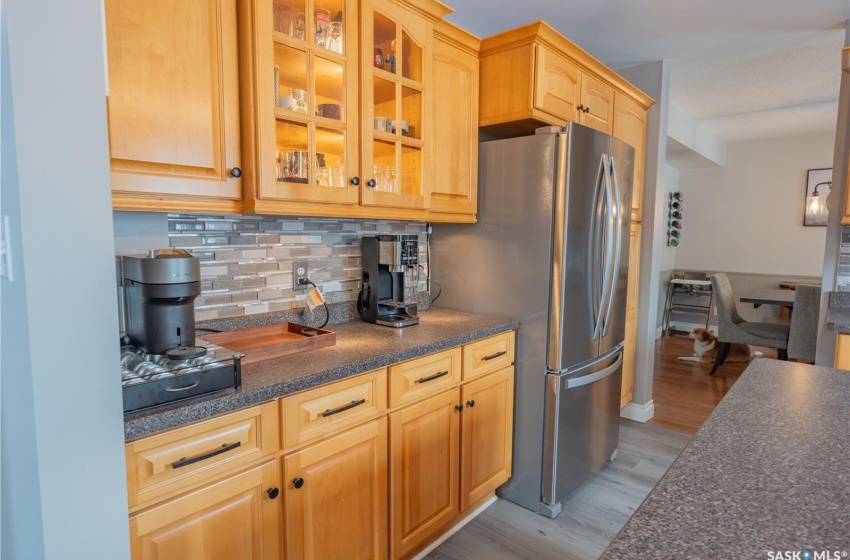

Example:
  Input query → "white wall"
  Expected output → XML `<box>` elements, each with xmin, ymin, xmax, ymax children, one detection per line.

<box><xmin>675</xmin><ymin>131</ymin><xmax>834</xmax><ymax>277</ymax></box>
<box><xmin>656</xmin><ymin>165</ymin><xmax>679</xmax><ymax>331</ymax></box>
<box><xmin>2</xmin><ymin>0</ymin><xmax>131</xmax><ymax>558</ymax></box>
<box><xmin>616</xmin><ymin>60</ymin><xmax>670</xmax><ymax>417</ymax></box>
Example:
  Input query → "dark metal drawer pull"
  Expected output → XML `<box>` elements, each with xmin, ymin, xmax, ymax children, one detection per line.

<box><xmin>322</xmin><ymin>398</ymin><xmax>367</xmax><ymax>417</ymax></box>
<box><xmin>482</xmin><ymin>351</ymin><xmax>507</xmax><ymax>361</ymax></box>
<box><xmin>164</xmin><ymin>381</ymin><xmax>201</xmax><ymax>392</ymax></box>
<box><xmin>172</xmin><ymin>441</ymin><xmax>241</xmax><ymax>469</ymax></box>
<box><xmin>418</xmin><ymin>370</ymin><xmax>449</xmax><ymax>384</ymax></box>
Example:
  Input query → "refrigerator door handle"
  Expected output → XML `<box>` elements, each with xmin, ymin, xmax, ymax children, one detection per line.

<box><xmin>595</xmin><ymin>154</ymin><xmax>615</xmax><ymax>341</ymax></box>
<box><xmin>566</xmin><ymin>352</ymin><xmax>623</xmax><ymax>389</ymax></box>
<box><xmin>601</xmin><ymin>157</ymin><xmax>623</xmax><ymax>337</ymax></box>
<box><xmin>589</xmin><ymin>154</ymin><xmax>608</xmax><ymax>341</ymax></box>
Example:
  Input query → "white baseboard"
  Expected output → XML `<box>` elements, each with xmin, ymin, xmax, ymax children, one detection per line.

<box><xmin>655</xmin><ymin>326</ymin><xmax>664</xmax><ymax>340</ymax></box>
<box><xmin>410</xmin><ymin>495</ymin><xmax>498</xmax><ymax>560</ymax></box>
<box><xmin>620</xmin><ymin>400</ymin><xmax>655</xmax><ymax>423</ymax></box>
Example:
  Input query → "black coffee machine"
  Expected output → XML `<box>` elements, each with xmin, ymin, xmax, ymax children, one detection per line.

<box><xmin>121</xmin><ymin>249</ymin><xmax>201</xmax><ymax>354</ymax></box>
<box><xmin>359</xmin><ymin>235</ymin><xmax>419</xmax><ymax>328</ymax></box>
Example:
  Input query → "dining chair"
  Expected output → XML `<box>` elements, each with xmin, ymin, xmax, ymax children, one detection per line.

<box><xmin>709</xmin><ymin>273</ymin><xmax>791</xmax><ymax>375</ymax></box>
<box><xmin>787</xmin><ymin>284</ymin><xmax>821</xmax><ymax>362</ymax></box>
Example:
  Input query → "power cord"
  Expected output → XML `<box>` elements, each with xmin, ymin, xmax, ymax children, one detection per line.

<box><xmin>297</xmin><ymin>277</ymin><xmax>330</xmax><ymax>329</ymax></box>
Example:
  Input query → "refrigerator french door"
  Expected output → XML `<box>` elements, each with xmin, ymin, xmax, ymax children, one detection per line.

<box><xmin>430</xmin><ymin>123</ymin><xmax>634</xmax><ymax>518</ymax></box>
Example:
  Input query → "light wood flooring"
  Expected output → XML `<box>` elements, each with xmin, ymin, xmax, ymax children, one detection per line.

<box><xmin>647</xmin><ymin>334</ymin><xmax>779</xmax><ymax>433</ymax></box>
<box><xmin>425</xmin><ymin>419</ymin><xmax>692</xmax><ymax>560</ymax></box>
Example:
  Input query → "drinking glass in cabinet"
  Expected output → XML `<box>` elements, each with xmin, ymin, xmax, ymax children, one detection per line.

<box><xmin>314</xmin><ymin>8</ymin><xmax>330</xmax><ymax>48</ymax></box>
<box><xmin>273</xmin><ymin>0</ymin><xmax>306</xmax><ymax>40</ymax></box>
<box><xmin>326</xmin><ymin>21</ymin><xmax>343</xmax><ymax>54</ymax></box>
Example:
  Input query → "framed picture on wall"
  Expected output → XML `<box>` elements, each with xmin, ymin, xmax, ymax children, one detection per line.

<box><xmin>804</xmin><ymin>168</ymin><xmax>832</xmax><ymax>227</ymax></box>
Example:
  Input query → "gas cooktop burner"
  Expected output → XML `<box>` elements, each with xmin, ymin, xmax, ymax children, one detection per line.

<box><xmin>165</xmin><ymin>346</ymin><xmax>207</xmax><ymax>360</ymax></box>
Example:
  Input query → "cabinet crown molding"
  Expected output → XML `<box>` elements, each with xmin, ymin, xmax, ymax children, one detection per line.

<box><xmin>434</xmin><ymin>19</ymin><xmax>481</xmax><ymax>55</ymax></box>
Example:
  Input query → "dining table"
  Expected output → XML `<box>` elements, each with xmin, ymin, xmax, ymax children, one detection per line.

<box><xmin>738</xmin><ymin>288</ymin><xmax>796</xmax><ymax>309</ymax></box>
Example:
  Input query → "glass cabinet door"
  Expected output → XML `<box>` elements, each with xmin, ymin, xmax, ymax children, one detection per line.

<box><xmin>259</xmin><ymin>0</ymin><xmax>359</xmax><ymax>204</ymax></box>
<box><xmin>360</xmin><ymin>0</ymin><xmax>431</xmax><ymax>209</ymax></box>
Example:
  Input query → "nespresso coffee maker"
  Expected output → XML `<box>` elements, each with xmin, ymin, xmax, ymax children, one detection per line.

<box><xmin>359</xmin><ymin>235</ymin><xmax>419</xmax><ymax>328</ymax></box>
<box><xmin>121</xmin><ymin>249</ymin><xmax>201</xmax><ymax>354</ymax></box>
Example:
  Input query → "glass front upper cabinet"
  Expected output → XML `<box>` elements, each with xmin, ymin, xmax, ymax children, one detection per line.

<box><xmin>360</xmin><ymin>0</ymin><xmax>431</xmax><ymax>209</ymax></box>
<box><xmin>262</xmin><ymin>0</ymin><xmax>359</xmax><ymax>204</ymax></box>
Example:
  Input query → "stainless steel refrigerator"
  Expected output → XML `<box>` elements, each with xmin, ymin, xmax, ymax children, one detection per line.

<box><xmin>431</xmin><ymin>123</ymin><xmax>634</xmax><ymax>518</ymax></box>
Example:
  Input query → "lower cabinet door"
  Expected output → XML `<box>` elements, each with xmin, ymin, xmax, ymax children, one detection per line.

<box><xmin>283</xmin><ymin>418</ymin><xmax>388</xmax><ymax>560</ymax></box>
<box><xmin>390</xmin><ymin>388</ymin><xmax>461</xmax><ymax>559</ymax></box>
<box><xmin>460</xmin><ymin>367</ymin><xmax>515</xmax><ymax>510</ymax></box>
<box><xmin>129</xmin><ymin>460</ymin><xmax>282</xmax><ymax>560</ymax></box>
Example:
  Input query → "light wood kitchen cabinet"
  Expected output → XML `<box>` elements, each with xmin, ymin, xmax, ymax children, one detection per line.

<box><xmin>389</xmin><ymin>388</ymin><xmax>461</xmax><ymax>559</ymax></box>
<box><xmin>834</xmin><ymin>333</ymin><xmax>850</xmax><ymax>369</ymax></box>
<box><xmin>129</xmin><ymin>459</ymin><xmax>282</xmax><ymax>560</ymax></box>
<box><xmin>579</xmin><ymin>73</ymin><xmax>614</xmax><ymax>135</ymax></box>
<box><xmin>389</xmin><ymin>347</ymin><xmax>461</xmax><ymax>408</ymax></box>
<box><xmin>283</xmin><ymin>418</ymin><xmax>389</xmax><ymax>560</ymax></box>
<box><xmin>613</xmin><ymin>92</ymin><xmax>648</xmax><ymax>222</ymax></box>
<box><xmin>479</xmin><ymin>21</ymin><xmax>652</xmax><ymax>140</ymax></box>
<box><xmin>429</xmin><ymin>20</ymin><xmax>480</xmax><ymax>215</ymax></box>
<box><xmin>388</xmin><ymin>333</ymin><xmax>516</xmax><ymax>559</ymax></box>
<box><xmin>105</xmin><ymin>0</ymin><xmax>243</xmax><ymax>213</ymax></box>
<box><xmin>460</xmin><ymin>366</ymin><xmax>514</xmax><ymax>510</ymax></box>
<box><xmin>239</xmin><ymin>0</ymin><xmax>474</xmax><ymax>222</ymax></box>
<box><xmin>125</xmin><ymin>402</ymin><xmax>280</xmax><ymax>512</ymax></box>
<box><xmin>621</xmin><ymin>223</ymin><xmax>641</xmax><ymax>407</ymax></box>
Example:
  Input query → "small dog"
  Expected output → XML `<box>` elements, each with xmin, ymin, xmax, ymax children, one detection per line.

<box><xmin>677</xmin><ymin>328</ymin><xmax>762</xmax><ymax>363</ymax></box>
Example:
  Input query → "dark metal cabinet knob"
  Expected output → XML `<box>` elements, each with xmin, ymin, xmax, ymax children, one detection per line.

<box><xmin>267</xmin><ymin>487</ymin><xmax>280</xmax><ymax>499</ymax></box>
<box><xmin>454</xmin><ymin>405</ymin><xmax>463</xmax><ymax>412</ymax></box>
<box><xmin>577</xmin><ymin>104</ymin><xmax>585</xmax><ymax>112</ymax></box>
<box><xmin>350</xmin><ymin>176</ymin><xmax>360</xmax><ymax>186</ymax></box>
<box><xmin>292</xmin><ymin>477</ymin><xmax>305</xmax><ymax>489</ymax></box>
<box><xmin>230</xmin><ymin>167</ymin><xmax>242</xmax><ymax>178</ymax></box>
<box><xmin>367</xmin><ymin>178</ymin><xmax>376</xmax><ymax>188</ymax></box>
<box><xmin>466</xmin><ymin>400</ymin><xmax>475</xmax><ymax>408</ymax></box>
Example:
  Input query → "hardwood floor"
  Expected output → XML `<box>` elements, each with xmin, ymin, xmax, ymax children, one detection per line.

<box><xmin>647</xmin><ymin>334</ymin><xmax>779</xmax><ymax>434</ymax></box>
<box><xmin>424</xmin><ymin>419</ymin><xmax>692</xmax><ymax>560</ymax></box>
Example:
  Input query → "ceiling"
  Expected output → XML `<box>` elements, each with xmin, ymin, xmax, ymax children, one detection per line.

<box><xmin>447</xmin><ymin>0</ymin><xmax>849</xmax><ymax>142</ymax></box>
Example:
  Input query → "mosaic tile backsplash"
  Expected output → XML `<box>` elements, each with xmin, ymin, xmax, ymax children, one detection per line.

<box><xmin>167</xmin><ymin>215</ymin><xmax>428</xmax><ymax>321</ymax></box>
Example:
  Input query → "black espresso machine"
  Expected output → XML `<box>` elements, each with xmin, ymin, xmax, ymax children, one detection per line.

<box><xmin>118</xmin><ymin>249</ymin><xmax>241</xmax><ymax>413</ymax></box>
<box><xmin>359</xmin><ymin>235</ymin><xmax>420</xmax><ymax>327</ymax></box>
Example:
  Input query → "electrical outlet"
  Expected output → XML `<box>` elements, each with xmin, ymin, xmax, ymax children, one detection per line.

<box><xmin>293</xmin><ymin>261</ymin><xmax>308</xmax><ymax>291</ymax></box>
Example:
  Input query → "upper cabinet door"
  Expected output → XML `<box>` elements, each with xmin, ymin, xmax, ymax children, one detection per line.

<box><xmin>429</xmin><ymin>27</ymin><xmax>479</xmax><ymax>215</ymax></box>
<box><xmin>360</xmin><ymin>0</ymin><xmax>432</xmax><ymax>210</ymax></box>
<box><xmin>534</xmin><ymin>45</ymin><xmax>581</xmax><ymax>123</ymax></box>
<box><xmin>252</xmin><ymin>0</ymin><xmax>360</xmax><ymax>205</ymax></box>
<box><xmin>613</xmin><ymin>92</ymin><xmax>648</xmax><ymax>222</ymax></box>
<box><xmin>106</xmin><ymin>0</ymin><xmax>242</xmax><ymax>207</ymax></box>
<box><xmin>579</xmin><ymin>73</ymin><xmax>614</xmax><ymax>135</ymax></box>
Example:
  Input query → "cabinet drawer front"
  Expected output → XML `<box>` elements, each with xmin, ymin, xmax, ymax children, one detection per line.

<box><xmin>389</xmin><ymin>347</ymin><xmax>461</xmax><ymax>408</ymax></box>
<box><xmin>282</xmin><ymin>368</ymin><xmax>387</xmax><ymax>449</ymax></box>
<box><xmin>126</xmin><ymin>402</ymin><xmax>279</xmax><ymax>511</ymax></box>
<box><xmin>462</xmin><ymin>332</ymin><xmax>515</xmax><ymax>380</ymax></box>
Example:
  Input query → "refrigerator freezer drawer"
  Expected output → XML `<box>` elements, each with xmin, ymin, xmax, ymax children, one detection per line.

<box><xmin>541</xmin><ymin>350</ymin><xmax>622</xmax><ymax>513</ymax></box>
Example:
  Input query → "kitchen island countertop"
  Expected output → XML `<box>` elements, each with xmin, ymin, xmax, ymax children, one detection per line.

<box><xmin>602</xmin><ymin>359</ymin><xmax>850</xmax><ymax>559</ymax></box>
<box><xmin>124</xmin><ymin>308</ymin><xmax>518</xmax><ymax>440</ymax></box>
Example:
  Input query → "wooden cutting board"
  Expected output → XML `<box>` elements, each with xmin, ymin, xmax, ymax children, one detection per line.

<box><xmin>198</xmin><ymin>322</ymin><xmax>336</xmax><ymax>365</ymax></box>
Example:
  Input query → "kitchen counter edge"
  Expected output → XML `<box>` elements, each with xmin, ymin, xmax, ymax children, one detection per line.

<box><xmin>124</xmin><ymin>309</ymin><xmax>519</xmax><ymax>440</ymax></box>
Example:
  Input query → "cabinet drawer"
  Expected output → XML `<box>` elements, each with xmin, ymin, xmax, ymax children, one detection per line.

<box><xmin>462</xmin><ymin>332</ymin><xmax>515</xmax><ymax>381</ymax></box>
<box><xmin>282</xmin><ymin>368</ymin><xmax>387</xmax><ymax>450</ymax></box>
<box><xmin>389</xmin><ymin>347</ymin><xmax>462</xmax><ymax>408</ymax></box>
<box><xmin>126</xmin><ymin>401</ymin><xmax>279</xmax><ymax>511</ymax></box>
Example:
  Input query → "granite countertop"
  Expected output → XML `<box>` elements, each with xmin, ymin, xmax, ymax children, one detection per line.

<box><xmin>602</xmin><ymin>359</ymin><xmax>850</xmax><ymax>559</ymax></box>
<box><xmin>826</xmin><ymin>291</ymin><xmax>850</xmax><ymax>333</ymax></box>
<box><xmin>124</xmin><ymin>308</ymin><xmax>518</xmax><ymax>440</ymax></box>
